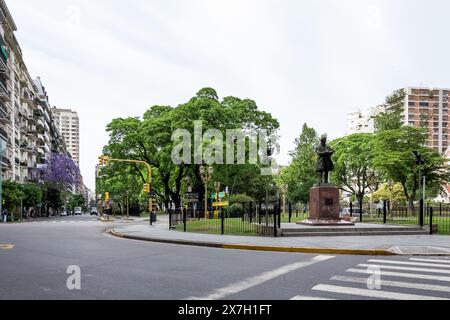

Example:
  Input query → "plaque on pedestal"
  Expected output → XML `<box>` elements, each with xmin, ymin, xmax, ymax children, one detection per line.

<box><xmin>298</xmin><ymin>184</ymin><xmax>354</xmax><ymax>226</ymax></box>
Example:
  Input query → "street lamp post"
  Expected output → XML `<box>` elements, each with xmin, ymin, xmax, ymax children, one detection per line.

<box><xmin>413</xmin><ymin>151</ymin><xmax>425</xmax><ymax>226</ymax></box>
<box><xmin>280</xmin><ymin>184</ymin><xmax>288</xmax><ymax>215</ymax></box>
<box><xmin>200</xmin><ymin>165</ymin><xmax>213</xmax><ymax>219</ymax></box>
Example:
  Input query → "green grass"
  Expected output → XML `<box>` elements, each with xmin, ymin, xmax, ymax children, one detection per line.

<box><xmin>176</xmin><ymin>218</ymin><xmax>273</xmax><ymax>236</ymax></box>
<box><xmin>173</xmin><ymin>211</ymin><xmax>450</xmax><ymax>236</ymax></box>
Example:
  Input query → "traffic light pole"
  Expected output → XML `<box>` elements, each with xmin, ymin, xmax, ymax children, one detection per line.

<box><xmin>99</xmin><ymin>156</ymin><xmax>153</xmax><ymax>224</ymax></box>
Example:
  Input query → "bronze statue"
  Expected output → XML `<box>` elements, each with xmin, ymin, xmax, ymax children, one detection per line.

<box><xmin>315</xmin><ymin>135</ymin><xmax>334</xmax><ymax>185</ymax></box>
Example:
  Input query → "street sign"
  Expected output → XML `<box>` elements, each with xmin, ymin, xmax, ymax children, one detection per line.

<box><xmin>219</xmin><ymin>192</ymin><xmax>225</xmax><ymax>199</ymax></box>
<box><xmin>213</xmin><ymin>201</ymin><xmax>229</xmax><ymax>207</ymax></box>
<box><xmin>185</xmin><ymin>192</ymin><xmax>199</xmax><ymax>203</ymax></box>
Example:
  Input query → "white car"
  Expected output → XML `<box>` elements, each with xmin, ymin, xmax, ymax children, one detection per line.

<box><xmin>74</xmin><ymin>207</ymin><xmax>82</xmax><ymax>215</ymax></box>
<box><xmin>61</xmin><ymin>210</ymin><xmax>68</xmax><ymax>216</ymax></box>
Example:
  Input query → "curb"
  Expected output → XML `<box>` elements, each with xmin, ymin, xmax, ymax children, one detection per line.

<box><xmin>109</xmin><ymin>229</ymin><xmax>396</xmax><ymax>256</ymax></box>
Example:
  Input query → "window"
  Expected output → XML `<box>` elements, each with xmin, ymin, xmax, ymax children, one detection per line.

<box><xmin>420</xmin><ymin>102</ymin><xmax>429</xmax><ymax>108</ymax></box>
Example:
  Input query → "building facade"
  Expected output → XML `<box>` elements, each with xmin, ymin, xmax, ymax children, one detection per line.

<box><xmin>347</xmin><ymin>87</ymin><xmax>450</xmax><ymax>155</ymax></box>
<box><xmin>403</xmin><ymin>87</ymin><xmax>450</xmax><ymax>155</ymax></box>
<box><xmin>51</xmin><ymin>108</ymin><xmax>80</xmax><ymax>166</ymax></box>
<box><xmin>0</xmin><ymin>0</ymin><xmax>68</xmax><ymax>184</ymax></box>
<box><xmin>346</xmin><ymin>105</ymin><xmax>386</xmax><ymax>135</ymax></box>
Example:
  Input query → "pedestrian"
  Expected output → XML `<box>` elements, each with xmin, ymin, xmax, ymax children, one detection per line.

<box><xmin>2</xmin><ymin>208</ymin><xmax>8</xmax><ymax>223</ymax></box>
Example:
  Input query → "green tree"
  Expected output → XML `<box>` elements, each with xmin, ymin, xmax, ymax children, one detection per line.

<box><xmin>331</xmin><ymin>133</ymin><xmax>377</xmax><ymax>212</ymax></box>
<box><xmin>373</xmin><ymin>89</ymin><xmax>406</xmax><ymax>132</ymax></box>
<box><xmin>2</xmin><ymin>181</ymin><xmax>24</xmax><ymax>212</ymax></box>
<box><xmin>101</xmin><ymin>88</ymin><xmax>280</xmax><ymax>210</ymax></box>
<box><xmin>280</xmin><ymin>123</ymin><xmax>318</xmax><ymax>204</ymax></box>
<box><xmin>372</xmin><ymin>126</ymin><xmax>449</xmax><ymax>210</ymax></box>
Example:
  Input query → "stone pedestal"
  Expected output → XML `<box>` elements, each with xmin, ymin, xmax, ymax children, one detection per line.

<box><xmin>298</xmin><ymin>184</ymin><xmax>354</xmax><ymax>226</ymax></box>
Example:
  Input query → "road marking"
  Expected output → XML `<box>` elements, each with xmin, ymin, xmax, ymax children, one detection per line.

<box><xmin>290</xmin><ymin>295</ymin><xmax>334</xmax><ymax>300</ymax></box>
<box><xmin>0</xmin><ymin>244</ymin><xmax>14</xmax><ymax>249</ymax></box>
<box><xmin>332</xmin><ymin>275</ymin><xmax>450</xmax><ymax>293</ymax></box>
<box><xmin>312</xmin><ymin>284</ymin><xmax>449</xmax><ymax>300</ymax></box>
<box><xmin>358</xmin><ymin>264</ymin><xmax>450</xmax><ymax>275</ymax></box>
<box><xmin>368</xmin><ymin>259</ymin><xmax>450</xmax><ymax>269</ymax></box>
<box><xmin>347</xmin><ymin>268</ymin><xmax>450</xmax><ymax>282</ymax></box>
<box><xmin>188</xmin><ymin>255</ymin><xmax>335</xmax><ymax>300</ymax></box>
<box><xmin>410</xmin><ymin>258</ymin><xmax>450</xmax><ymax>264</ymax></box>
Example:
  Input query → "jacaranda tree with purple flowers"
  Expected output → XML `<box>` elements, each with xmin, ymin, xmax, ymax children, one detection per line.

<box><xmin>40</xmin><ymin>153</ymin><xmax>82</xmax><ymax>215</ymax></box>
<box><xmin>41</xmin><ymin>153</ymin><xmax>81</xmax><ymax>188</ymax></box>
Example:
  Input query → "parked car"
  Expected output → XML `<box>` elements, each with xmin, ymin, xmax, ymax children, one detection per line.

<box><xmin>90</xmin><ymin>207</ymin><xmax>98</xmax><ymax>215</ymax></box>
<box><xmin>74</xmin><ymin>207</ymin><xmax>83</xmax><ymax>215</ymax></box>
<box><xmin>61</xmin><ymin>210</ymin><xmax>68</xmax><ymax>216</ymax></box>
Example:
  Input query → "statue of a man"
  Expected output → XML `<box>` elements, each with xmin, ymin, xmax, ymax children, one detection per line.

<box><xmin>315</xmin><ymin>135</ymin><xmax>335</xmax><ymax>185</ymax></box>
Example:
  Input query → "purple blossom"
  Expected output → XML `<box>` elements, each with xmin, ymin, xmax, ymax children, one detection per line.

<box><xmin>40</xmin><ymin>153</ymin><xmax>81</xmax><ymax>188</ymax></box>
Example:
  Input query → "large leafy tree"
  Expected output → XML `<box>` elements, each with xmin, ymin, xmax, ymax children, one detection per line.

<box><xmin>373</xmin><ymin>89</ymin><xmax>406</xmax><ymax>132</ymax></box>
<box><xmin>280</xmin><ymin>123</ymin><xmax>318</xmax><ymax>204</ymax></box>
<box><xmin>372</xmin><ymin>126</ymin><xmax>449</xmax><ymax>210</ymax></box>
<box><xmin>331</xmin><ymin>133</ymin><xmax>377</xmax><ymax>211</ymax></box>
<box><xmin>101</xmin><ymin>88</ymin><xmax>279</xmax><ymax>210</ymax></box>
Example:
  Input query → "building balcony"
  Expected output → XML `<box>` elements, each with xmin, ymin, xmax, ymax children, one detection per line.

<box><xmin>1</xmin><ymin>156</ymin><xmax>11</xmax><ymax>170</ymax></box>
<box><xmin>0</xmin><ymin>127</ymin><xmax>8</xmax><ymax>141</ymax></box>
<box><xmin>0</xmin><ymin>79</ymin><xmax>10</xmax><ymax>102</ymax></box>
<box><xmin>37</xmin><ymin>134</ymin><xmax>44</xmax><ymax>143</ymax></box>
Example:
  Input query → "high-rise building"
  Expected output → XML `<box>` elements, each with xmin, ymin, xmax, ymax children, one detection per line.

<box><xmin>346</xmin><ymin>105</ymin><xmax>386</xmax><ymax>135</ymax></box>
<box><xmin>51</xmin><ymin>107</ymin><xmax>80</xmax><ymax>166</ymax></box>
<box><xmin>403</xmin><ymin>87</ymin><xmax>450</xmax><ymax>154</ymax></box>
<box><xmin>347</xmin><ymin>87</ymin><xmax>450</xmax><ymax>154</ymax></box>
<box><xmin>0</xmin><ymin>0</ymin><xmax>67</xmax><ymax>183</ymax></box>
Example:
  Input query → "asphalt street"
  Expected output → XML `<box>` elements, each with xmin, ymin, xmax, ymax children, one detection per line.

<box><xmin>1</xmin><ymin>215</ymin><xmax>450</xmax><ymax>300</ymax></box>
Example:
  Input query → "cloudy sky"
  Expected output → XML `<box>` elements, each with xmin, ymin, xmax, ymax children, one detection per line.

<box><xmin>6</xmin><ymin>0</ymin><xmax>450</xmax><ymax>190</ymax></box>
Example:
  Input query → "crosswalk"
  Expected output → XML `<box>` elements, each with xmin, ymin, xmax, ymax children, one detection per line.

<box><xmin>29</xmin><ymin>219</ymin><xmax>98</xmax><ymax>224</ymax></box>
<box><xmin>294</xmin><ymin>257</ymin><xmax>450</xmax><ymax>300</ymax></box>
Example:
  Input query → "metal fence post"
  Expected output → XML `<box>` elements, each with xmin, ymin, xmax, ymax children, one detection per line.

<box><xmin>249</xmin><ymin>201</ymin><xmax>253</xmax><ymax>224</ymax></box>
<box><xmin>183</xmin><ymin>208</ymin><xmax>186</xmax><ymax>232</ymax></box>
<box><xmin>359</xmin><ymin>201</ymin><xmax>363</xmax><ymax>223</ymax></box>
<box><xmin>273</xmin><ymin>204</ymin><xmax>278</xmax><ymax>238</ymax></box>
<box><xmin>429</xmin><ymin>207</ymin><xmax>433</xmax><ymax>235</ymax></box>
<box><xmin>383</xmin><ymin>200</ymin><xmax>387</xmax><ymax>224</ymax></box>
<box><xmin>419</xmin><ymin>199</ymin><xmax>424</xmax><ymax>227</ymax></box>
<box><xmin>440</xmin><ymin>203</ymin><xmax>442</xmax><ymax>217</ymax></box>
<box><xmin>278</xmin><ymin>197</ymin><xmax>282</xmax><ymax>229</ymax></box>
<box><xmin>258</xmin><ymin>200</ymin><xmax>262</xmax><ymax>225</ymax></box>
<box><xmin>289</xmin><ymin>202</ymin><xmax>292</xmax><ymax>223</ymax></box>
<box><xmin>221</xmin><ymin>207</ymin><xmax>224</xmax><ymax>235</ymax></box>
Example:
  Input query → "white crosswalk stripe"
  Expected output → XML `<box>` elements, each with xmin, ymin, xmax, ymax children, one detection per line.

<box><xmin>367</xmin><ymin>259</ymin><xmax>450</xmax><ymax>269</ymax></box>
<box><xmin>290</xmin><ymin>295</ymin><xmax>334</xmax><ymax>300</ymax></box>
<box><xmin>410</xmin><ymin>258</ymin><xmax>450</xmax><ymax>264</ymax></box>
<box><xmin>312</xmin><ymin>284</ymin><xmax>449</xmax><ymax>300</ymax></box>
<box><xmin>331</xmin><ymin>275</ymin><xmax>450</xmax><ymax>293</ymax></box>
<box><xmin>347</xmin><ymin>268</ymin><xmax>450</xmax><ymax>282</ymax></box>
<box><xmin>358</xmin><ymin>263</ymin><xmax>450</xmax><ymax>275</ymax></box>
<box><xmin>291</xmin><ymin>257</ymin><xmax>450</xmax><ymax>301</ymax></box>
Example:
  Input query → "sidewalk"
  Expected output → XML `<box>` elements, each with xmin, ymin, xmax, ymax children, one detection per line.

<box><xmin>110</xmin><ymin>219</ymin><xmax>450</xmax><ymax>256</ymax></box>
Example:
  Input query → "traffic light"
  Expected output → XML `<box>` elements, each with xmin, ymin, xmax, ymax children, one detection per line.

<box><xmin>98</xmin><ymin>155</ymin><xmax>110</xmax><ymax>166</ymax></box>
<box><xmin>105</xmin><ymin>192</ymin><xmax>110</xmax><ymax>202</ymax></box>
<box><xmin>144</xmin><ymin>183</ymin><xmax>150</xmax><ymax>193</ymax></box>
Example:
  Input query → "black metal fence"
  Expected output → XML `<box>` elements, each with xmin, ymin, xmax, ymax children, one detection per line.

<box><xmin>345</xmin><ymin>201</ymin><xmax>450</xmax><ymax>235</ymax></box>
<box><xmin>169</xmin><ymin>200</ymin><xmax>282</xmax><ymax>237</ymax></box>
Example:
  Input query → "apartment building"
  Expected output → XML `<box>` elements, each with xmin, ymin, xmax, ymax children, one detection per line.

<box><xmin>347</xmin><ymin>105</ymin><xmax>386</xmax><ymax>135</ymax></box>
<box><xmin>347</xmin><ymin>87</ymin><xmax>450</xmax><ymax>154</ymax></box>
<box><xmin>0</xmin><ymin>0</ymin><xmax>67</xmax><ymax>183</ymax></box>
<box><xmin>51</xmin><ymin>107</ymin><xmax>80</xmax><ymax>166</ymax></box>
<box><xmin>403</xmin><ymin>87</ymin><xmax>450</xmax><ymax>155</ymax></box>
